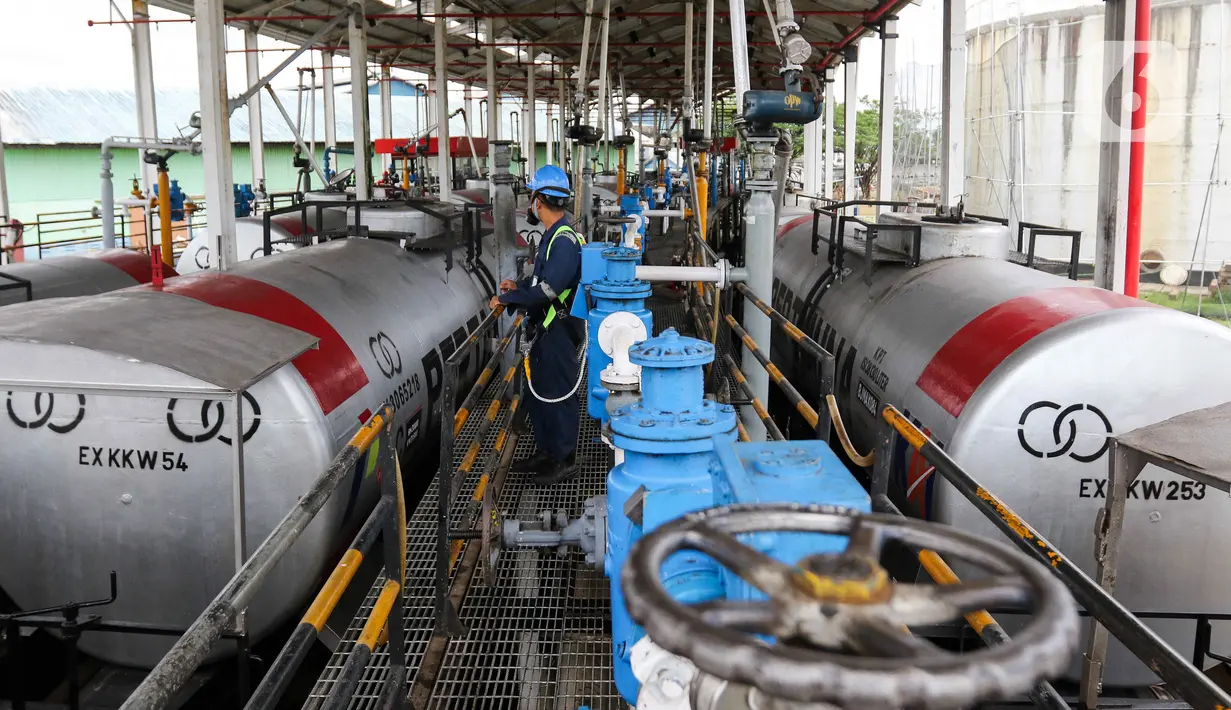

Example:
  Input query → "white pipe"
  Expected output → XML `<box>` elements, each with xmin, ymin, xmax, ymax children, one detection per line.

<box><xmin>487</xmin><ymin>18</ymin><xmax>499</xmax><ymax>149</ymax></box>
<box><xmin>245</xmin><ymin>29</ymin><xmax>265</xmax><ymax>190</ymax></box>
<box><xmin>635</xmin><ymin>263</ymin><xmax>747</xmax><ymax>285</ymax></box>
<box><xmin>703</xmin><ymin>0</ymin><xmax>715</xmax><ymax>139</ymax></box>
<box><xmin>683</xmin><ymin>7</ymin><xmax>694</xmax><ymax>113</ymax></box>
<box><xmin>322</xmin><ymin>50</ymin><xmax>337</xmax><ymax>154</ymax></box>
<box><xmin>435</xmin><ymin>14</ymin><xmax>451</xmax><ymax>201</ymax></box>
<box><xmin>265</xmin><ymin>86</ymin><xmax>327</xmax><ymax>184</ymax></box>
<box><xmin>729</xmin><ymin>0</ymin><xmax>751</xmax><ymax>103</ymax></box>
<box><xmin>843</xmin><ymin>49</ymin><xmax>859</xmax><ymax>205</ymax></box>
<box><xmin>877</xmin><ymin>18</ymin><xmax>897</xmax><ymax>202</ymax></box>
<box><xmin>642</xmin><ymin>209</ymin><xmax>685</xmax><ymax>218</ymax></box>
<box><xmin>575</xmin><ymin>0</ymin><xmax>597</xmax><ymax>118</ymax></box>
<box><xmin>380</xmin><ymin>64</ymin><xmax>393</xmax><ymax>141</ymax></box>
<box><xmin>823</xmin><ymin>67</ymin><xmax>835</xmax><ymax>199</ymax></box>
<box><xmin>131</xmin><ymin>0</ymin><xmax>159</xmax><ymax>194</ymax></box>
<box><xmin>526</xmin><ymin>45</ymin><xmax>537</xmax><ymax>176</ymax></box>
<box><xmin>99</xmin><ymin>137</ymin><xmax>199</xmax><ymax>249</ymax></box>
<box><xmin>458</xmin><ymin>109</ymin><xmax>481</xmax><ymax>177</ymax></box>
<box><xmin>596</xmin><ymin>0</ymin><xmax>612</xmax><ymax>135</ymax></box>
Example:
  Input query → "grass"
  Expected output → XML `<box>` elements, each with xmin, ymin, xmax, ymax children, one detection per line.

<box><xmin>1141</xmin><ymin>288</ymin><xmax>1231</xmax><ymax>327</ymax></box>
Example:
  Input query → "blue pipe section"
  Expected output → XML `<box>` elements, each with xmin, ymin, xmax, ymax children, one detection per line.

<box><xmin>579</xmin><ymin>246</ymin><xmax>652</xmax><ymax>422</ymax></box>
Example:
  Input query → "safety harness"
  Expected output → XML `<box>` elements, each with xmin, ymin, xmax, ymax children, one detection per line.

<box><xmin>540</xmin><ymin>224</ymin><xmax>586</xmax><ymax>329</ymax></box>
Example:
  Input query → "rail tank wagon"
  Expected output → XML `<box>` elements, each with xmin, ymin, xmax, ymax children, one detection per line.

<box><xmin>770</xmin><ymin>207</ymin><xmax>1231</xmax><ymax>685</ymax></box>
<box><xmin>0</xmin><ymin>236</ymin><xmax>495</xmax><ymax>667</ymax></box>
<box><xmin>176</xmin><ymin>211</ymin><xmax>351</xmax><ymax>274</ymax></box>
<box><xmin>0</xmin><ymin>249</ymin><xmax>173</xmax><ymax>305</ymax></box>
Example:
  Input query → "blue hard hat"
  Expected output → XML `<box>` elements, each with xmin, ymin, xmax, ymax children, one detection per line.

<box><xmin>526</xmin><ymin>164</ymin><xmax>572</xmax><ymax>199</ymax></box>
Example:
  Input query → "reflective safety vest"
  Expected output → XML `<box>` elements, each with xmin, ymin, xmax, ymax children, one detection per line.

<box><xmin>542</xmin><ymin>224</ymin><xmax>585</xmax><ymax>329</ymax></box>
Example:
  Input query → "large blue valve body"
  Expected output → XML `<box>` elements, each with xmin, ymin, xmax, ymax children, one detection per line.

<box><xmin>604</xmin><ymin>331</ymin><xmax>869</xmax><ymax>704</ymax></box>
<box><xmin>575</xmin><ymin>245</ymin><xmax>653</xmax><ymax>422</ymax></box>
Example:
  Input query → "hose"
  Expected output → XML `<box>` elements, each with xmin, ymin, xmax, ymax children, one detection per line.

<box><xmin>825</xmin><ymin>393</ymin><xmax>874</xmax><ymax>467</ymax></box>
<box><xmin>524</xmin><ymin>320</ymin><xmax>589</xmax><ymax>404</ymax></box>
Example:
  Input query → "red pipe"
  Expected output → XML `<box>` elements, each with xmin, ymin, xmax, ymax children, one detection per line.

<box><xmin>1125</xmin><ymin>0</ymin><xmax>1150</xmax><ymax>298</ymax></box>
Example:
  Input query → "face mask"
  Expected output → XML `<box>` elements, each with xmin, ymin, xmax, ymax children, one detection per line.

<box><xmin>525</xmin><ymin>197</ymin><xmax>541</xmax><ymax>226</ymax></box>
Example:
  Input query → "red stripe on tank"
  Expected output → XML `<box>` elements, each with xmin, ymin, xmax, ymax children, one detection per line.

<box><xmin>160</xmin><ymin>272</ymin><xmax>368</xmax><ymax>414</ymax></box>
<box><xmin>270</xmin><ymin>214</ymin><xmax>310</xmax><ymax>237</ymax></box>
<box><xmin>89</xmin><ymin>249</ymin><xmax>179</xmax><ymax>283</ymax></box>
<box><xmin>916</xmin><ymin>287</ymin><xmax>1150</xmax><ymax>418</ymax></box>
<box><xmin>776</xmin><ymin>214</ymin><xmax>813</xmax><ymax>242</ymax></box>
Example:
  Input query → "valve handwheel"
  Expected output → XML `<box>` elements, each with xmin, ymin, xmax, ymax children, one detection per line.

<box><xmin>621</xmin><ymin>504</ymin><xmax>1079</xmax><ymax>709</ymax></box>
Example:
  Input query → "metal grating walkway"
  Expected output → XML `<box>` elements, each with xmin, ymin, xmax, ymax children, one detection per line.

<box><xmin>305</xmin><ymin>302</ymin><xmax>687</xmax><ymax>710</ymax></box>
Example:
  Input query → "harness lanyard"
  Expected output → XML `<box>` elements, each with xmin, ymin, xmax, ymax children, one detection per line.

<box><xmin>524</xmin><ymin>223</ymin><xmax>588</xmax><ymax>404</ymax></box>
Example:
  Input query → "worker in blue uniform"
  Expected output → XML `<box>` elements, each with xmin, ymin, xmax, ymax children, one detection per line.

<box><xmin>489</xmin><ymin>165</ymin><xmax>585</xmax><ymax>485</ymax></box>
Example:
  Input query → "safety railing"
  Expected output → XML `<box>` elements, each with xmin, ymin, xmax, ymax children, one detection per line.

<box><xmin>0</xmin><ymin>271</ymin><xmax>33</xmax><ymax>302</ymax></box>
<box><xmin>118</xmin><ymin>407</ymin><xmax>408</xmax><ymax>710</ymax></box>
<box><xmin>872</xmin><ymin>405</ymin><xmax>1231</xmax><ymax>710</ymax></box>
<box><xmin>434</xmin><ymin>305</ymin><xmax>521</xmax><ymax>636</ymax></box>
<box><xmin>966</xmin><ymin>212</ymin><xmax>1084</xmax><ymax>281</ymax></box>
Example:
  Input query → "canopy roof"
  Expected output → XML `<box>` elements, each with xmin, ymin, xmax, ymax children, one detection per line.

<box><xmin>147</xmin><ymin>0</ymin><xmax>907</xmax><ymax>105</ymax></box>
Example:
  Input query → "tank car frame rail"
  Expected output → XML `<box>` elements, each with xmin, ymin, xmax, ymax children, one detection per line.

<box><xmin>119</xmin><ymin>406</ymin><xmax>408</xmax><ymax>710</ymax></box>
<box><xmin>0</xmin><ymin>271</ymin><xmax>32</xmax><ymax>302</ymax></box>
<box><xmin>1087</xmin><ymin>402</ymin><xmax>1231</xmax><ymax>710</ymax></box>
<box><xmin>871</xmin><ymin>405</ymin><xmax>1231</xmax><ymax>710</ymax></box>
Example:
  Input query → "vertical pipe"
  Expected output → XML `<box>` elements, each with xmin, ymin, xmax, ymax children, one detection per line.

<box><xmin>546</xmin><ymin>101</ymin><xmax>554</xmax><ymax>166</ymax></box>
<box><xmin>245</xmin><ymin>28</ymin><xmax>266</xmax><ymax>190</ymax></box>
<box><xmin>132</xmin><ymin>0</ymin><xmax>159</xmax><ymax>195</ymax></box>
<box><xmin>526</xmin><ymin>46</ymin><xmax>537</xmax><ymax>177</ymax></box>
<box><xmin>1125</xmin><ymin>0</ymin><xmax>1150</xmax><ymax>298</ymax></box>
<box><xmin>803</xmin><ymin>119</ymin><xmax>818</xmax><ymax>194</ymax></box>
<box><xmin>729</xmin><ymin>0</ymin><xmax>751</xmax><ymax>102</ymax></box>
<box><xmin>703</xmin><ymin>0</ymin><xmax>715</xmax><ymax>139</ymax></box>
<box><xmin>843</xmin><ymin>47</ymin><xmax>858</xmax><ymax>205</ymax></box>
<box><xmin>740</xmin><ymin>136</ymin><xmax>777</xmax><ymax>441</ymax></box>
<box><xmin>322</xmin><ymin>51</ymin><xmax>337</xmax><ymax>155</ymax></box>
<box><xmin>596</xmin><ymin>0</ymin><xmax>613</xmax><ymax>134</ymax></box>
<box><xmin>348</xmin><ymin>5</ymin><xmax>371</xmax><ymax>200</ymax></box>
<box><xmin>824</xmin><ymin>68</ymin><xmax>835</xmax><ymax>199</ymax></box>
<box><xmin>231</xmin><ymin>392</ymin><xmax>248</xmax><ymax>570</ymax></box>
<box><xmin>380</xmin><ymin>65</ymin><xmax>393</xmax><ymax>140</ymax></box>
<box><xmin>939</xmin><ymin>0</ymin><xmax>966</xmax><ymax>207</ymax></box>
<box><xmin>486</xmin><ymin>18</ymin><xmax>499</xmax><ymax>175</ymax></box>
<box><xmin>683</xmin><ymin>6</ymin><xmax>694</xmax><ymax>117</ymax></box>
<box><xmin>436</xmin><ymin>15</ymin><xmax>451</xmax><ymax>201</ymax></box>
<box><xmin>575</xmin><ymin>0</ymin><xmax>597</xmax><ymax>119</ymax></box>
<box><xmin>195</xmin><ymin>0</ymin><xmax>238</xmax><ymax>270</ymax></box>
<box><xmin>877</xmin><ymin>17</ymin><xmax>897</xmax><ymax>203</ymax></box>
<box><xmin>558</xmin><ymin>75</ymin><xmax>568</xmax><ymax>167</ymax></box>
<box><xmin>1095</xmin><ymin>0</ymin><xmax>1135</xmax><ymax>292</ymax></box>
<box><xmin>157</xmin><ymin>166</ymin><xmax>173</xmax><ymax>266</ymax></box>
<box><xmin>0</xmin><ymin>114</ymin><xmax>10</xmax><ymax>254</ymax></box>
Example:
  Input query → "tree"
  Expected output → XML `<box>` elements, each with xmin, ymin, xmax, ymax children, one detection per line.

<box><xmin>832</xmin><ymin>97</ymin><xmax>882</xmax><ymax>198</ymax></box>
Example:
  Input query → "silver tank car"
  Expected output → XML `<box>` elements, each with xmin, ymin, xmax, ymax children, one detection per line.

<box><xmin>176</xmin><ymin>211</ymin><xmax>351</xmax><ymax>274</ymax></box>
<box><xmin>770</xmin><ymin>207</ymin><xmax>1231</xmax><ymax>685</ymax></box>
<box><xmin>0</xmin><ymin>249</ymin><xmax>172</xmax><ymax>305</ymax></box>
<box><xmin>0</xmin><ymin>236</ymin><xmax>494</xmax><ymax>667</ymax></box>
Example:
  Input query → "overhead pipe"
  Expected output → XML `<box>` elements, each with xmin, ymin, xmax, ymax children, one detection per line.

<box><xmin>1125</xmin><ymin>0</ymin><xmax>1150</xmax><ymax>298</ymax></box>
<box><xmin>90</xmin><ymin>10</ymin><xmax>862</xmax><ymax>24</ymax></box>
<box><xmin>100</xmin><ymin>136</ymin><xmax>199</xmax><ymax>250</ymax></box>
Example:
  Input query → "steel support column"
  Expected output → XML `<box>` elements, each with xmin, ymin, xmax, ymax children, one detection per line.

<box><xmin>380</xmin><ymin>65</ymin><xmax>393</xmax><ymax>141</ymax></box>
<box><xmin>729</xmin><ymin>0</ymin><xmax>751</xmax><ymax>101</ymax></box>
<box><xmin>877</xmin><ymin>18</ymin><xmax>897</xmax><ymax>203</ymax></box>
<box><xmin>132</xmin><ymin>0</ymin><xmax>159</xmax><ymax>194</ymax></box>
<box><xmin>245</xmin><ymin>28</ymin><xmax>266</xmax><ymax>190</ymax></box>
<box><xmin>348</xmin><ymin>4</ymin><xmax>371</xmax><ymax>200</ymax></box>
<box><xmin>1095</xmin><ymin>0</ymin><xmax>1136</xmax><ymax>292</ymax></box>
<box><xmin>824</xmin><ymin>67</ymin><xmax>835</xmax><ymax>199</ymax></box>
<box><xmin>939</xmin><ymin>0</ymin><xmax>966</xmax><ymax>207</ymax></box>
<box><xmin>526</xmin><ymin>46</ymin><xmax>537</xmax><ymax>177</ymax></box>
<box><xmin>435</xmin><ymin>15</ymin><xmax>451</xmax><ymax>201</ymax></box>
<box><xmin>843</xmin><ymin>47</ymin><xmax>858</xmax><ymax>205</ymax></box>
<box><xmin>322</xmin><ymin>51</ymin><xmax>337</xmax><ymax>153</ymax></box>
<box><xmin>195</xmin><ymin>0</ymin><xmax>238</xmax><ymax>269</ymax></box>
<box><xmin>803</xmin><ymin>120</ymin><xmax>819</xmax><ymax>194</ymax></box>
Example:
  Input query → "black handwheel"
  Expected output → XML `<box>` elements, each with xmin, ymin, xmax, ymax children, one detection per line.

<box><xmin>621</xmin><ymin>504</ymin><xmax>1079</xmax><ymax>709</ymax></box>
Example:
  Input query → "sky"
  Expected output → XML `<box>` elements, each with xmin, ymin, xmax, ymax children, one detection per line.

<box><xmin>0</xmin><ymin>0</ymin><xmax>947</xmax><ymax>115</ymax></box>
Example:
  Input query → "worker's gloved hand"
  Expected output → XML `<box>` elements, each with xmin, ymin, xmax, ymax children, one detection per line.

<box><xmin>499</xmin><ymin>279</ymin><xmax>517</xmax><ymax>293</ymax></box>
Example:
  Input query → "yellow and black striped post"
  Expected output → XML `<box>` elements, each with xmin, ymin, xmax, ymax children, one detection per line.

<box><xmin>721</xmin><ymin>353</ymin><xmax>784</xmax><ymax>441</ymax></box>
<box><xmin>318</xmin><ymin>579</ymin><xmax>402</xmax><ymax>710</ymax></box>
